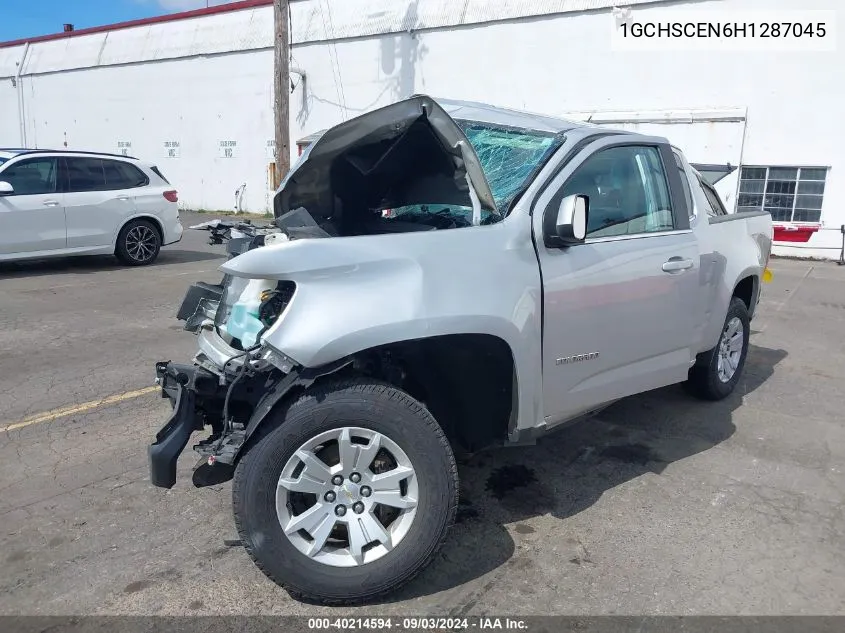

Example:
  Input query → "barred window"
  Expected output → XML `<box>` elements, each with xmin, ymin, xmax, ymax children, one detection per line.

<box><xmin>737</xmin><ymin>166</ymin><xmax>827</xmax><ymax>223</ymax></box>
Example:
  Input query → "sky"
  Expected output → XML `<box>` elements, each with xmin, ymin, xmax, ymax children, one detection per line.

<box><xmin>0</xmin><ymin>0</ymin><xmax>241</xmax><ymax>42</ymax></box>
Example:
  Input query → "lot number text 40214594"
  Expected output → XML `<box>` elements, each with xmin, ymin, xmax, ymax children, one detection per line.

<box><xmin>307</xmin><ymin>617</ymin><xmax>529</xmax><ymax>630</ymax></box>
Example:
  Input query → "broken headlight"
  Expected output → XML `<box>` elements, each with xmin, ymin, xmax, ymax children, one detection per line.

<box><xmin>214</xmin><ymin>275</ymin><xmax>248</xmax><ymax>330</ymax></box>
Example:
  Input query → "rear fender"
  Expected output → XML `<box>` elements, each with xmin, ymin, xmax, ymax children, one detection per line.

<box><xmin>702</xmin><ymin>266</ymin><xmax>761</xmax><ymax>352</ymax></box>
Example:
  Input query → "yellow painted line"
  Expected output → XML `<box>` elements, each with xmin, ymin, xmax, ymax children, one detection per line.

<box><xmin>0</xmin><ymin>386</ymin><xmax>159</xmax><ymax>433</ymax></box>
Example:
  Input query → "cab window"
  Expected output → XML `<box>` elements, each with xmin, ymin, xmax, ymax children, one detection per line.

<box><xmin>0</xmin><ymin>158</ymin><xmax>58</xmax><ymax>195</ymax></box>
<box><xmin>559</xmin><ymin>145</ymin><xmax>674</xmax><ymax>237</ymax></box>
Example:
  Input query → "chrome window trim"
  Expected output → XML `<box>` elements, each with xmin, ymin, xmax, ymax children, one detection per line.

<box><xmin>583</xmin><ymin>229</ymin><xmax>693</xmax><ymax>245</ymax></box>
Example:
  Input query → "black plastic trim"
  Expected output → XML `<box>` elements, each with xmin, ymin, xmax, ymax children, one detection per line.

<box><xmin>176</xmin><ymin>282</ymin><xmax>224</xmax><ymax>321</ymax></box>
<box><xmin>659</xmin><ymin>143</ymin><xmax>691</xmax><ymax>231</ymax></box>
<box><xmin>235</xmin><ymin>358</ymin><xmax>355</xmax><ymax>459</ymax></box>
<box><xmin>149</xmin><ymin>386</ymin><xmax>200</xmax><ymax>489</ymax></box>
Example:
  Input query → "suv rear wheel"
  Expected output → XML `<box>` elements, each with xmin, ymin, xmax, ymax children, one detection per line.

<box><xmin>232</xmin><ymin>378</ymin><xmax>458</xmax><ymax>604</ymax></box>
<box><xmin>115</xmin><ymin>219</ymin><xmax>161</xmax><ymax>266</ymax></box>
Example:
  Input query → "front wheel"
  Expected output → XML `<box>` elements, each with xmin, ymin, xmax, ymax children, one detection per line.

<box><xmin>687</xmin><ymin>297</ymin><xmax>750</xmax><ymax>400</ymax></box>
<box><xmin>232</xmin><ymin>379</ymin><xmax>458</xmax><ymax>604</ymax></box>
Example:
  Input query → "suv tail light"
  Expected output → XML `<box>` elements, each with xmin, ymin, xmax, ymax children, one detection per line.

<box><xmin>163</xmin><ymin>190</ymin><xmax>178</xmax><ymax>203</ymax></box>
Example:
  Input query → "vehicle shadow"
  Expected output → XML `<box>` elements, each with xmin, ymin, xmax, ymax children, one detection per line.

<box><xmin>0</xmin><ymin>249</ymin><xmax>223</xmax><ymax>279</ymax></box>
<box><xmin>388</xmin><ymin>343</ymin><xmax>788</xmax><ymax>603</ymax></box>
<box><xmin>154</xmin><ymin>249</ymin><xmax>225</xmax><ymax>266</ymax></box>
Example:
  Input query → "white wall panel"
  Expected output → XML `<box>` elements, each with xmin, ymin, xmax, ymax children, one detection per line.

<box><xmin>22</xmin><ymin>51</ymin><xmax>275</xmax><ymax>212</ymax></box>
<box><xmin>22</xmin><ymin>8</ymin><xmax>273</xmax><ymax>75</ymax></box>
<box><xmin>290</xmin><ymin>0</ymin><xmax>664</xmax><ymax>44</ymax></box>
<box><xmin>557</xmin><ymin>110</ymin><xmax>748</xmax><ymax>208</ymax></box>
<box><xmin>0</xmin><ymin>81</ymin><xmax>20</xmax><ymax>143</ymax></box>
<box><xmin>0</xmin><ymin>44</ymin><xmax>25</xmax><ymax>79</ymax></box>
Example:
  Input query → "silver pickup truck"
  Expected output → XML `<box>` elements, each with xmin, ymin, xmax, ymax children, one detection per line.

<box><xmin>149</xmin><ymin>95</ymin><xmax>773</xmax><ymax>604</ymax></box>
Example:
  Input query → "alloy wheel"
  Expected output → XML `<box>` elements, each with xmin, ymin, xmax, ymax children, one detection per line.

<box><xmin>276</xmin><ymin>427</ymin><xmax>418</xmax><ymax>567</ymax></box>
<box><xmin>716</xmin><ymin>316</ymin><xmax>744</xmax><ymax>383</ymax></box>
<box><xmin>125</xmin><ymin>225</ymin><xmax>158</xmax><ymax>263</ymax></box>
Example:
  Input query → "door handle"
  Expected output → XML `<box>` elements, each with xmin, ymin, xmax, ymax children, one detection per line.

<box><xmin>662</xmin><ymin>258</ymin><xmax>694</xmax><ymax>273</ymax></box>
<box><xmin>43</xmin><ymin>200</ymin><xmax>60</xmax><ymax>207</ymax></box>
<box><xmin>117</xmin><ymin>196</ymin><xmax>130</xmax><ymax>202</ymax></box>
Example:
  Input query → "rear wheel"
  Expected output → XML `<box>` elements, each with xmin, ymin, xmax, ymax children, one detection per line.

<box><xmin>232</xmin><ymin>378</ymin><xmax>458</xmax><ymax>604</ymax></box>
<box><xmin>687</xmin><ymin>297</ymin><xmax>750</xmax><ymax>400</ymax></box>
<box><xmin>115</xmin><ymin>219</ymin><xmax>161</xmax><ymax>265</ymax></box>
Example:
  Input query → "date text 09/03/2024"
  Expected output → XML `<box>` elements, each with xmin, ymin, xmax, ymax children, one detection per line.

<box><xmin>307</xmin><ymin>617</ymin><xmax>528</xmax><ymax>630</ymax></box>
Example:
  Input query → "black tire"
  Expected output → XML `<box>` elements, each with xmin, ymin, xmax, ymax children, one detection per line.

<box><xmin>115</xmin><ymin>219</ymin><xmax>161</xmax><ymax>266</ymax></box>
<box><xmin>232</xmin><ymin>378</ymin><xmax>459</xmax><ymax>604</ymax></box>
<box><xmin>687</xmin><ymin>297</ymin><xmax>750</xmax><ymax>401</ymax></box>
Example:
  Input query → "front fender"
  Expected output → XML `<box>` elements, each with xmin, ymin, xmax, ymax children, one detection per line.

<box><xmin>219</xmin><ymin>228</ymin><xmax>536</xmax><ymax>366</ymax></box>
<box><xmin>219</xmin><ymin>224</ymin><xmax>544</xmax><ymax>434</ymax></box>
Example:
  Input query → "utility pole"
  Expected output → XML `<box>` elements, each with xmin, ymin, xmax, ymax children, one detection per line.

<box><xmin>273</xmin><ymin>0</ymin><xmax>291</xmax><ymax>189</ymax></box>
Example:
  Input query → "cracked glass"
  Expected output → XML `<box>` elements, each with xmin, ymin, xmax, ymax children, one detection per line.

<box><xmin>458</xmin><ymin>121</ymin><xmax>561</xmax><ymax>213</ymax></box>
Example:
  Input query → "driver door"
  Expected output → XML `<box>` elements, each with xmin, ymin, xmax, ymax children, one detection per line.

<box><xmin>0</xmin><ymin>157</ymin><xmax>66</xmax><ymax>256</ymax></box>
<box><xmin>533</xmin><ymin>137</ymin><xmax>700</xmax><ymax>425</ymax></box>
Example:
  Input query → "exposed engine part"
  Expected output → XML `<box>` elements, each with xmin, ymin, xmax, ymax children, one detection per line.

<box><xmin>258</xmin><ymin>282</ymin><xmax>296</xmax><ymax>327</ymax></box>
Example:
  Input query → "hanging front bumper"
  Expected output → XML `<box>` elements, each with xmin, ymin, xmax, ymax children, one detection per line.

<box><xmin>149</xmin><ymin>362</ymin><xmax>220</xmax><ymax>489</ymax></box>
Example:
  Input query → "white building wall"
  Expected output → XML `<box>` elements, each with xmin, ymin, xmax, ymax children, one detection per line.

<box><xmin>19</xmin><ymin>52</ymin><xmax>276</xmax><ymax>213</ymax></box>
<box><xmin>0</xmin><ymin>44</ymin><xmax>26</xmax><ymax>144</ymax></box>
<box><xmin>1</xmin><ymin>0</ymin><xmax>842</xmax><ymax>257</ymax></box>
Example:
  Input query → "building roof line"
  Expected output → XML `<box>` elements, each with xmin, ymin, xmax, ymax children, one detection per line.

<box><xmin>0</xmin><ymin>0</ymin><xmax>273</xmax><ymax>49</ymax></box>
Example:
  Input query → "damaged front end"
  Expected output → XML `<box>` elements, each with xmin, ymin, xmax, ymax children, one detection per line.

<box><xmin>149</xmin><ymin>95</ymin><xmax>498</xmax><ymax>489</ymax></box>
<box><xmin>150</xmin><ymin>346</ymin><xmax>349</xmax><ymax>489</ymax></box>
<box><xmin>148</xmin><ymin>94</ymin><xmax>557</xmax><ymax>489</ymax></box>
<box><xmin>151</xmin><ymin>264</ymin><xmax>314</xmax><ymax>489</ymax></box>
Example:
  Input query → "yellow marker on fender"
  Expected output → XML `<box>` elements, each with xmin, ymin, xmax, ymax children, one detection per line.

<box><xmin>763</xmin><ymin>267</ymin><xmax>774</xmax><ymax>283</ymax></box>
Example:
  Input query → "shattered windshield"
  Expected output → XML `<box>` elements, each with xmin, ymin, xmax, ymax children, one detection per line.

<box><xmin>457</xmin><ymin>121</ymin><xmax>562</xmax><ymax>213</ymax></box>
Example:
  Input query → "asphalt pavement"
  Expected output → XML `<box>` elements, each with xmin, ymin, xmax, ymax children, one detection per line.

<box><xmin>1</xmin><ymin>216</ymin><xmax>843</xmax><ymax>615</ymax></box>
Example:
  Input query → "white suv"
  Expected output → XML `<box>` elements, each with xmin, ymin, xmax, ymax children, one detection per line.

<box><xmin>0</xmin><ymin>149</ymin><xmax>183</xmax><ymax>266</ymax></box>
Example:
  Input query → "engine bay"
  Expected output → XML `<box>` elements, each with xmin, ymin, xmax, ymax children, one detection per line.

<box><xmin>273</xmin><ymin>99</ymin><xmax>504</xmax><ymax>237</ymax></box>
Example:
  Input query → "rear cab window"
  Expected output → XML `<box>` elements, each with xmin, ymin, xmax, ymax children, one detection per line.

<box><xmin>700</xmin><ymin>180</ymin><xmax>728</xmax><ymax>216</ymax></box>
<box><xmin>686</xmin><ymin>166</ymin><xmax>729</xmax><ymax>218</ymax></box>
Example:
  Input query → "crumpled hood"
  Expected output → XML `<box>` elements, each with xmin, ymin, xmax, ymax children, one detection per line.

<box><xmin>274</xmin><ymin>94</ymin><xmax>498</xmax><ymax>218</ymax></box>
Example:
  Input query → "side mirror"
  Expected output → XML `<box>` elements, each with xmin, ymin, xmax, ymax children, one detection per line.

<box><xmin>555</xmin><ymin>194</ymin><xmax>588</xmax><ymax>244</ymax></box>
<box><xmin>0</xmin><ymin>181</ymin><xmax>13</xmax><ymax>196</ymax></box>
